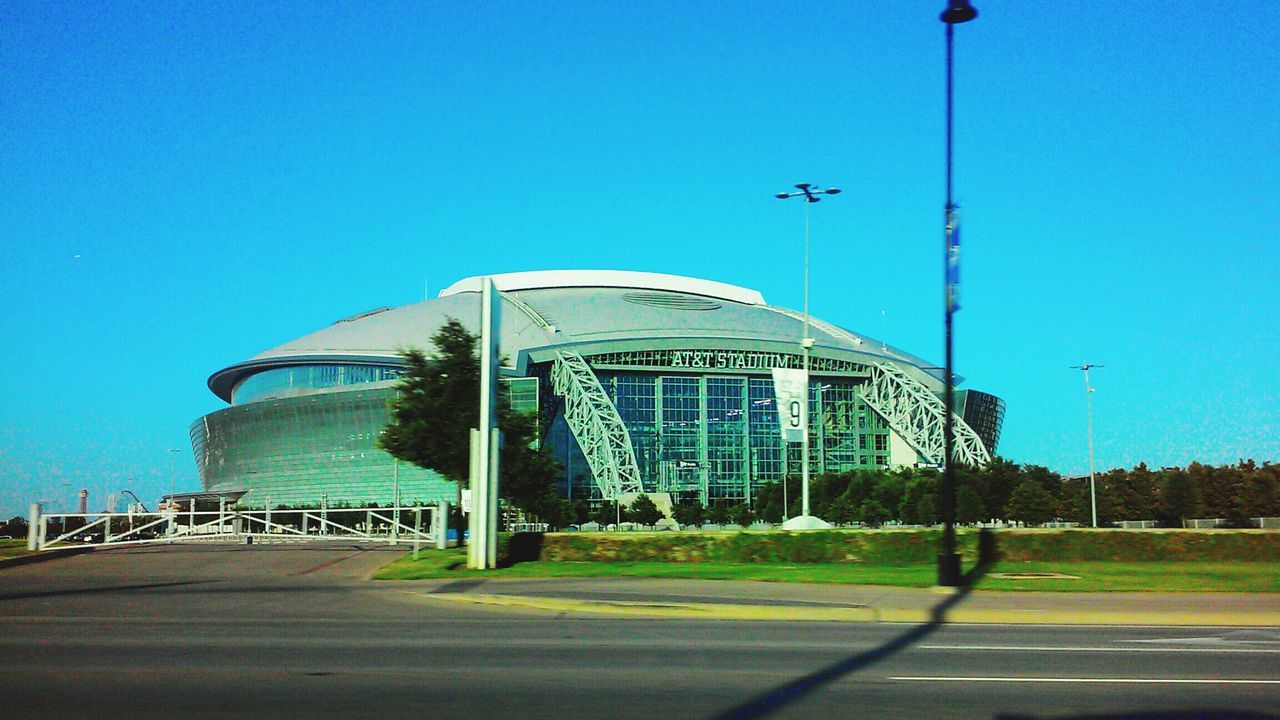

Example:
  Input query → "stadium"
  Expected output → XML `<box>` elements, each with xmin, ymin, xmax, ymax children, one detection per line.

<box><xmin>190</xmin><ymin>270</ymin><xmax>1004</xmax><ymax>509</ymax></box>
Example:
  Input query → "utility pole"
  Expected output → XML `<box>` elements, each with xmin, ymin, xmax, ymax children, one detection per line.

<box><xmin>1071</xmin><ymin>364</ymin><xmax>1104</xmax><ymax>527</ymax></box>
<box><xmin>938</xmin><ymin>0</ymin><xmax>978</xmax><ymax>587</ymax></box>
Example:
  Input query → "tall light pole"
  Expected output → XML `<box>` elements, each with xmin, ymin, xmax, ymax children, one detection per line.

<box><xmin>776</xmin><ymin>182</ymin><xmax>840</xmax><ymax>525</ymax></box>
<box><xmin>938</xmin><ymin>0</ymin><xmax>977</xmax><ymax>587</ymax></box>
<box><xmin>1071</xmin><ymin>364</ymin><xmax>1103</xmax><ymax>527</ymax></box>
<box><xmin>167</xmin><ymin>448</ymin><xmax>180</xmax><ymax>505</ymax></box>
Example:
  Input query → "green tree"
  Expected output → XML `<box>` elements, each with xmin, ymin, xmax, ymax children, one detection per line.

<box><xmin>591</xmin><ymin>501</ymin><xmax>621</xmax><ymax>527</ymax></box>
<box><xmin>728</xmin><ymin>502</ymin><xmax>754</xmax><ymax>527</ymax></box>
<box><xmin>1158</xmin><ymin>468</ymin><xmax>1202</xmax><ymax>527</ymax></box>
<box><xmin>955</xmin><ymin>485</ymin><xmax>986</xmax><ymax>525</ymax></box>
<box><xmin>706</xmin><ymin>502</ymin><xmax>731</xmax><ymax>525</ymax></box>
<box><xmin>1234</xmin><ymin>471</ymin><xmax>1277</xmax><ymax>520</ymax></box>
<box><xmin>915</xmin><ymin>493</ymin><xmax>939</xmax><ymax>526</ymax></box>
<box><xmin>379</xmin><ymin>319</ymin><xmax>564</xmax><ymax>539</ymax></box>
<box><xmin>1005</xmin><ymin>479</ymin><xmax>1058</xmax><ymax>526</ymax></box>
<box><xmin>975</xmin><ymin>457</ymin><xmax>1021</xmax><ymax>522</ymax></box>
<box><xmin>857</xmin><ymin>499</ymin><xmax>891</xmax><ymax>528</ymax></box>
<box><xmin>898</xmin><ymin>477</ymin><xmax>937</xmax><ymax>525</ymax></box>
<box><xmin>672</xmin><ymin>501</ymin><xmax>703</xmax><ymax>527</ymax></box>
<box><xmin>626</xmin><ymin>494</ymin><xmax>664</xmax><ymax>527</ymax></box>
<box><xmin>826</xmin><ymin>495</ymin><xmax>859</xmax><ymax>526</ymax></box>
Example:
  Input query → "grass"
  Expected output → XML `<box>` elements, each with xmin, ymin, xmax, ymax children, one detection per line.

<box><xmin>0</xmin><ymin>539</ymin><xmax>33</xmax><ymax>560</ymax></box>
<box><xmin>374</xmin><ymin>548</ymin><xmax>1280</xmax><ymax>592</ymax></box>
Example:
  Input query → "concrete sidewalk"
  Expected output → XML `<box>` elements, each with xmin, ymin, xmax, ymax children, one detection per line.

<box><xmin>399</xmin><ymin>575</ymin><xmax>1280</xmax><ymax>626</ymax></box>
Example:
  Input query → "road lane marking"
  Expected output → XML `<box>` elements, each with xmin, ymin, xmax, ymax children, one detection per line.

<box><xmin>918</xmin><ymin>644</ymin><xmax>1280</xmax><ymax>654</ymax></box>
<box><xmin>892</xmin><ymin>677</ymin><xmax>1280</xmax><ymax>685</ymax></box>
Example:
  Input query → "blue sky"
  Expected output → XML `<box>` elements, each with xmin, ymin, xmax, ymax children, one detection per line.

<box><xmin>2</xmin><ymin>1</ymin><xmax>1276</xmax><ymax>517</ymax></box>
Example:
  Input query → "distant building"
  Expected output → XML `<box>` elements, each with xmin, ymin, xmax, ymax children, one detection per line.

<box><xmin>191</xmin><ymin>271</ymin><xmax>1003</xmax><ymax>507</ymax></box>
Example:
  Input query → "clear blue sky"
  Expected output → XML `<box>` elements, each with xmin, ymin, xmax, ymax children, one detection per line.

<box><xmin>2</xmin><ymin>1</ymin><xmax>1276</xmax><ymax>517</ymax></box>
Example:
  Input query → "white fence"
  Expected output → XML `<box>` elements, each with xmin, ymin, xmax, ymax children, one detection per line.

<box><xmin>27</xmin><ymin>501</ymin><xmax>449</xmax><ymax>552</ymax></box>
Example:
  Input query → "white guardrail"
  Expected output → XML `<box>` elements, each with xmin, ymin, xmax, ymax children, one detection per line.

<box><xmin>26</xmin><ymin>502</ymin><xmax>450</xmax><ymax>552</ymax></box>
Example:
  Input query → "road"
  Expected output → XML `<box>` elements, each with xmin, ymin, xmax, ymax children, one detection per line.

<box><xmin>1</xmin><ymin>542</ymin><xmax>1276</xmax><ymax>719</ymax></box>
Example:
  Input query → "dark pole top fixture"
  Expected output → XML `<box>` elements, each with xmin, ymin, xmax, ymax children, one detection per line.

<box><xmin>940</xmin><ymin>0</ymin><xmax>977</xmax><ymax>23</ymax></box>
<box><xmin>776</xmin><ymin>183</ymin><xmax>842</xmax><ymax>203</ymax></box>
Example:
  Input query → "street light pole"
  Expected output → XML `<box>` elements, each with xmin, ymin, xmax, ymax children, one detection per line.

<box><xmin>1071</xmin><ymin>364</ymin><xmax>1103</xmax><ymax>527</ymax></box>
<box><xmin>167</xmin><ymin>448</ymin><xmax>180</xmax><ymax>506</ymax></box>
<box><xmin>938</xmin><ymin>0</ymin><xmax>977</xmax><ymax>587</ymax></box>
<box><xmin>775</xmin><ymin>183</ymin><xmax>840</xmax><ymax>524</ymax></box>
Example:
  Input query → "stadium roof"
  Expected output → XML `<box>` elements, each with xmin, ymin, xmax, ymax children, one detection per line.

<box><xmin>207</xmin><ymin>270</ymin><xmax>942</xmax><ymax>402</ymax></box>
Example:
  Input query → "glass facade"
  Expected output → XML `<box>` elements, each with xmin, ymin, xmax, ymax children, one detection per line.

<box><xmin>957</xmin><ymin>389</ymin><xmax>1006</xmax><ymax>455</ymax></box>
<box><xmin>193</xmin><ymin>375</ymin><xmax>540</xmax><ymax>507</ymax></box>
<box><xmin>232</xmin><ymin>364</ymin><xmax>402</xmax><ymax>405</ymax></box>
<box><xmin>557</xmin><ymin>370</ymin><xmax>891</xmax><ymax>504</ymax></box>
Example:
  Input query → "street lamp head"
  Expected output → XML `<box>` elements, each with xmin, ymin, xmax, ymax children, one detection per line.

<box><xmin>775</xmin><ymin>192</ymin><xmax>790</xmax><ymax>199</ymax></box>
<box><xmin>940</xmin><ymin>0</ymin><xmax>978</xmax><ymax>23</ymax></box>
<box><xmin>824</xmin><ymin>188</ymin><xmax>842</xmax><ymax>195</ymax></box>
<box><xmin>794</xmin><ymin>182</ymin><xmax>811</xmax><ymax>190</ymax></box>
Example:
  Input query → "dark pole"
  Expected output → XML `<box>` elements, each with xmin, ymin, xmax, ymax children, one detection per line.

<box><xmin>938</xmin><ymin>0</ymin><xmax>975</xmax><ymax>588</ymax></box>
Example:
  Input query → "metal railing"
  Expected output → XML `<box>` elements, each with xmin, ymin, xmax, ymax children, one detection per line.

<box><xmin>27</xmin><ymin>501</ymin><xmax>448</xmax><ymax>552</ymax></box>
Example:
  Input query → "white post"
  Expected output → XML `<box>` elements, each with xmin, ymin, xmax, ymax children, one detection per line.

<box><xmin>467</xmin><ymin>428</ymin><xmax>480</xmax><ymax>556</ymax></box>
<box><xmin>27</xmin><ymin>503</ymin><xmax>40</xmax><ymax>551</ymax></box>
<box><xmin>468</xmin><ymin>277</ymin><xmax>502</xmax><ymax>569</ymax></box>
<box><xmin>435</xmin><ymin>500</ymin><xmax>449</xmax><ymax>550</ymax></box>
<box><xmin>413</xmin><ymin>507</ymin><xmax>422</xmax><ymax>559</ymax></box>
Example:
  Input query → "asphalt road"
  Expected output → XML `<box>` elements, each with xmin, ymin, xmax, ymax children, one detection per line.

<box><xmin>1</xmin><ymin>543</ymin><xmax>1276</xmax><ymax>719</ymax></box>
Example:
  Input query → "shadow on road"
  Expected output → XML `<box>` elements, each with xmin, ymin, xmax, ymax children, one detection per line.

<box><xmin>709</xmin><ymin>530</ymin><xmax>997</xmax><ymax>720</ymax></box>
<box><xmin>0</xmin><ymin>580</ymin><xmax>215</xmax><ymax>602</ymax></box>
<box><xmin>1003</xmin><ymin>707</ymin><xmax>1274</xmax><ymax>712</ymax></box>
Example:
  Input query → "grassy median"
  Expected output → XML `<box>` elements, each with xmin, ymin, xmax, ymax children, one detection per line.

<box><xmin>0</xmin><ymin>539</ymin><xmax>33</xmax><ymax>560</ymax></box>
<box><xmin>374</xmin><ymin>546</ymin><xmax>1279</xmax><ymax>592</ymax></box>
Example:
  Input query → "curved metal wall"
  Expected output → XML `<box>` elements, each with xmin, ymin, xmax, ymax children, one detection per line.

<box><xmin>189</xmin><ymin>387</ymin><xmax>453</xmax><ymax>507</ymax></box>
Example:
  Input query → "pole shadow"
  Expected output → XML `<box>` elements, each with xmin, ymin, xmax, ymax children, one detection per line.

<box><xmin>709</xmin><ymin>529</ymin><xmax>999</xmax><ymax>720</ymax></box>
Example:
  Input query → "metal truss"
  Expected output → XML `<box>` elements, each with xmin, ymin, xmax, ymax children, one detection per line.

<box><xmin>550</xmin><ymin>350</ymin><xmax>643</xmax><ymax>499</ymax></box>
<box><xmin>862</xmin><ymin>361</ymin><xmax>992</xmax><ymax>466</ymax></box>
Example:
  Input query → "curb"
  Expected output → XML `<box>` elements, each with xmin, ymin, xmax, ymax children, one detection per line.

<box><xmin>0</xmin><ymin>546</ymin><xmax>94</xmax><ymax>570</ymax></box>
<box><xmin>412</xmin><ymin>591</ymin><xmax>1280</xmax><ymax>626</ymax></box>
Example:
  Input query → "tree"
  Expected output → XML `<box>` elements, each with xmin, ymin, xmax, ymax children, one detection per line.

<box><xmin>1158</xmin><ymin>468</ymin><xmax>1202</xmax><ymax>527</ymax></box>
<box><xmin>591</xmin><ymin>501</ymin><xmax>621</xmax><ymax>527</ymax></box>
<box><xmin>826</xmin><ymin>495</ymin><xmax>859</xmax><ymax>526</ymax></box>
<box><xmin>728</xmin><ymin>502</ymin><xmax>754</xmax><ymax>527</ymax></box>
<box><xmin>672</xmin><ymin>501</ymin><xmax>702</xmax><ymax>527</ymax></box>
<box><xmin>0</xmin><ymin>516</ymin><xmax>28</xmax><ymax>539</ymax></box>
<box><xmin>627</xmin><ymin>494</ymin><xmax>664</xmax><ymax>527</ymax></box>
<box><xmin>705</xmin><ymin>502</ymin><xmax>731</xmax><ymax>525</ymax></box>
<box><xmin>379</xmin><ymin>319</ymin><xmax>565</xmax><ymax>539</ymax></box>
<box><xmin>857</xmin><ymin>499</ymin><xmax>890</xmax><ymax>528</ymax></box>
<box><xmin>1005</xmin><ymin>479</ymin><xmax>1058</xmax><ymax>526</ymax></box>
<box><xmin>955</xmin><ymin>485</ymin><xmax>986</xmax><ymax>525</ymax></box>
<box><xmin>898</xmin><ymin>477</ymin><xmax>937</xmax><ymax>525</ymax></box>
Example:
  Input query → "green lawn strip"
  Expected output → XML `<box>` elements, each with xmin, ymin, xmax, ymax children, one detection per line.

<box><xmin>374</xmin><ymin>550</ymin><xmax>1277</xmax><ymax>592</ymax></box>
<box><xmin>0</xmin><ymin>539</ymin><xmax>34</xmax><ymax>559</ymax></box>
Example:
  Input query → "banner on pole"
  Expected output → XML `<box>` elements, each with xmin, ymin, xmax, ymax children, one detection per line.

<box><xmin>947</xmin><ymin>214</ymin><xmax>961</xmax><ymax>312</ymax></box>
<box><xmin>771</xmin><ymin>367</ymin><xmax>808</xmax><ymax>443</ymax></box>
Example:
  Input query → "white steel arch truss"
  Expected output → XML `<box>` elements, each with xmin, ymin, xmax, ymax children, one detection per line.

<box><xmin>862</xmin><ymin>361</ymin><xmax>991</xmax><ymax>467</ymax></box>
<box><xmin>550</xmin><ymin>350</ymin><xmax>643</xmax><ymax>500</ymax></box>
